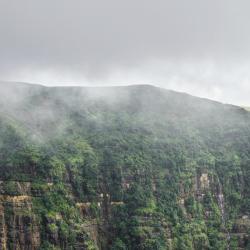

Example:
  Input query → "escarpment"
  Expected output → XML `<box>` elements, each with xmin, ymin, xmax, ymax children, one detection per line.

<box><xmin>0</xmin><ymin>170</ymin><xmax>249</xmax><ymax>249</ymax></box>
<box><xmin>0</xmin><ymin>83</ymin><xmax>250</xmax><ymax>249</ymax></box>
<box><xmin>0</xmin><ymin>182</ymin><xmax>40</xmax><ymax>250</ymax></box>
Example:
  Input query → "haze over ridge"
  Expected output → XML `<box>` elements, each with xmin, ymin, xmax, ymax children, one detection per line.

<box><xmin>1</xmin><ymin>1</ymin><xmax>250</xmax><ymax>105</ymax></box>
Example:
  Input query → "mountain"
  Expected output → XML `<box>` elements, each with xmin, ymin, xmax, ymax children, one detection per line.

<box><xmin>0</xmin><ymin>82</ymin><xmax>249</xmax><ymax>249</ymax></box>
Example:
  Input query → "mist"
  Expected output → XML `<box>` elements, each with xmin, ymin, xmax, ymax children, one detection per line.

<box><xmin>1</xmin><ymin>1</ymin><xmax>250</xmax><ymax>106</ymax></box>
<box><xmin>1</xmin><ymin>2</ymin><xmax>250</xmax><ymax>249</ymax></box>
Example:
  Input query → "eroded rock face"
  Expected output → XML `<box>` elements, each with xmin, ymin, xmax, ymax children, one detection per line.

<box><xmin>175</xmin><ymin>170</ymin><xmax>250</xmax><ymax>249</ymax></box>
<box><xmin>0</xmin><ymin>181</ymin><xmax>39</xmax><ymax>249</ymax></box>
<box><xmin>0</xmin><ymin>204</ymin><xmax>7</xmax><ymax>249</ymax></box>
<box><xmin>0</xmin><ymin>169</ymin><xmax>248</xmax><ymax>250</ymax></box>
<box><xmin>0</xmin><ymin>181</ymin><xmax>101</xmax><ymax>249</ymax></box>
<box><xmin>0</xmin><ymin>170</ymin><xmax>249</xmax><ymax>250</ymax></box>
<box><xmin>0</xmin><ymin>194</ymin><xmax>40</xmax><ymax>250</ymax></box>
<box><xmin>0</xmin><ymin>181</ymin><xmax>41</xmax><ymax>249</ymax></box>
<box><xmin>200</xmin><ymin>173</ymin><xmax>210</xmax><ymax>190</ymax></box>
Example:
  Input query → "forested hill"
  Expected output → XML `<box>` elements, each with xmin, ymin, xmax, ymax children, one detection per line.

<box><xmin>0</xmin><ymin>82</ymin><xmax>250</xmax><ymax>249</ymax></box>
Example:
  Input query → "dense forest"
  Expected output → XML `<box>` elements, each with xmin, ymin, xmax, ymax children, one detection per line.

<box><xmin>0</xmin><ymin>82</ymin><xmax>249</xmax><ymax>249</ymax></box>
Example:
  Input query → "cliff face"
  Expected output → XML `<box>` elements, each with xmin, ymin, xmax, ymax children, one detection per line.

<box><xmin>0</xmin><ymin>83</ymin><xmax>250</xmax><ymax>249</ymax></box>
<box><xmin>0</xmin><ymin>172</ymin><xmax>248</xmax><ymax>250</ymax></box>
<box><xmin>0</xmin><ymin>182</ymin><xmax>40</xmax><ymax>250</ymax></box>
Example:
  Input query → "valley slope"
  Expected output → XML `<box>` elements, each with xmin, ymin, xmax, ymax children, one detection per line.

<box><xmin>0</xmin><ymin>82</ymin><xmax>249</xmax><ymax>249</ymax></box>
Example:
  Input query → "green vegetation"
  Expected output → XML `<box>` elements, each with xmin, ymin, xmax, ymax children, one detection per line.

<box><xmin>0</xmin><ymin>84</ymin><xmax>250</xmax><ymax>249</ymax></box>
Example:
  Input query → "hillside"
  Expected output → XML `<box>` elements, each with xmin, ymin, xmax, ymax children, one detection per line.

<box><xmin>0</xmin><ymin>82</ymin><xmax>249</xmax><ymax>249</ymax></box>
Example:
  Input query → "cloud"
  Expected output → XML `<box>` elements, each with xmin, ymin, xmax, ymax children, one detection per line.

<box><xmin>0</xmin><ymin>0</ymin><xmax>250</xmax><ymax>105</ymax></box>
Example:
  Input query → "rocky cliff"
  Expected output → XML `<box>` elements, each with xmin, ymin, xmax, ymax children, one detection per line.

<box><xmin>0</xmin><ymin>82</ymin><xmax>249</xmax><ymax>249</ymax></box>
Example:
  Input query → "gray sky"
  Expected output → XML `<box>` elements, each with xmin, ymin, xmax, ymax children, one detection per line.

<box><xmin>0</xmin><ymin>0</ymin><xmax>250</xmax><ymax>105</ymax></box>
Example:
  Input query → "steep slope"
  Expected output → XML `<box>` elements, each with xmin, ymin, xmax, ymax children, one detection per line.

<box><xmin>0</xmin><ymin>82</ymin><xmax>249</xmax><ymax>249</ymax></box>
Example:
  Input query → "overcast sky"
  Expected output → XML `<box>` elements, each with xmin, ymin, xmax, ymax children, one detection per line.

<box><xmin>0</xmin><ymin>0</ymin><xmax>250</xmax><ymax>105</ymax></box>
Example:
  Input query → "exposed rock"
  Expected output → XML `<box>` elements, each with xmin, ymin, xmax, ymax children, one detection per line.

<box><xmin>0</xmin><ymin>192</ymin><xmax>40</xmax><ymax>250</ymax></box>
<box><xmin>200</xmin><ymin>173</ymin><xmax>210</xmax><ymax>190</ymax></box>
